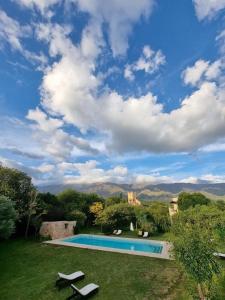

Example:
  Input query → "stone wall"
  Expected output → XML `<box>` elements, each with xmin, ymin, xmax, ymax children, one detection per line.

<box><xmin>39</xmin><ymin>221</ymin><xmax>76</xmax><ymax>239</ymax></box>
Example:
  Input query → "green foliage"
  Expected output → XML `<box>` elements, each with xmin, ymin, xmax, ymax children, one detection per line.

<box><xmin>96</xmin><ymin>203</ymin><xmax>136</xmax><ymax>231</ymax></box>
<box><xmin>178</xmin><ymin>192</ymin><xmax>210</xmax><ymax>210</ymax></box>
<box><xmin>172</xmin><ymin>226</ymin><xmax>220</xmax><ymax>284</ymax></box>
<box><xmin>0</xmin><ymin>195</ymin><xmax>17</xmax><ymax>239</ymax></box>
<box><xmin>135</xmin><ymin>202</ymin><xmax>170</xmax><ymax>234</ymax></box>
<box><xmin>65</xmin><ymin>210</ymin><xmax>86</xmax><ymax>227</ymax></box>
<box><xmin>105</xmin><ymin>195</ymin><xmax>125</xmax><ymax>207</ymax></box>
<box><xmin>57</xmin><ymin>190</ymin><xmax>104</xmax><ymax>225</ymax></box>
<box><xmin>58</xmin><ymin>189</ymin><xmax>83</xmax><ymax>212</ymax></box>
<box><xmin>0</xmin><ymin>165</ymin><xmax>34</xmax><ymax>218</ymax></box>
<box><xmin>170</xmin><ymin>205</ymin><xmax>225</xmax><ymax>298</ymax></box>
<box><xmin>37</xmin><ymin>192</ymin><xmax>64</xmax><ymax>221</ymax></box>
<box><xmin>89</xmin><ymin>201</ymin><xmax>104</xmax><ymax>220</ymax></box>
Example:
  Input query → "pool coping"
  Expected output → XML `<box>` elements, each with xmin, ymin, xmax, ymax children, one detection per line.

<box><xmin>44</xmin><ymin>234</ymin><xmax>172</xmax><ymax>260</ymax></box>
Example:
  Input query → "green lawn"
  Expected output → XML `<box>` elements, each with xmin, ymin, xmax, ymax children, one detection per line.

<box><xmin>0</xmin><ymin>238</ymin><xmax>193</xmax><ymax>300</ymax></box>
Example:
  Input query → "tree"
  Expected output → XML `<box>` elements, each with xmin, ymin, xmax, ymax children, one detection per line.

<box><xmin>147</xmin><ymin>202</ymin><xmax>170</xmax><ymax>233</ymax></box>
<box><xmin>58</xmin><ymin>189</ymin><xmax>83</xmax><ymax>212</ymax></box>
<box><xmin>178</xmin><ymin>192</ymin><xmax>210</xmax><ymax>210</ymax></box>
<box><xmin>96</xmin><ymin>203</ymin><xmax>136</xmax><ymax>233</ymax></box>
<box><xmin>105</xmin><ymin>195</ymin><xmax>125</xmax><ymax>207</ymax></box>
<box><xmin>0</xmin><ymin>165</ymin><xmax>34</xmax><ymax>218</ymax></box>
<box><xmin>170</xmin><ymin>206</ymin><xmax>225</xmax><ymax>299</ymax></box>
<box><xmin>65</xmin><ymin>210</ymin><xmax>86</xmax><ymax>233</ymax></box>
<box><xmin>89</xmin><ymin>202</ymin><xmax>104</xmax><ymax>219</ymax></box>
<box><xmin>37</xmin><ymin>192</ymin><xmax>64</xmax><ymax>221</ymax></box>
<box><xmin>0</xmin><ymin>196</ymin><xmax>17</xmax><ymax>239</ymax></box>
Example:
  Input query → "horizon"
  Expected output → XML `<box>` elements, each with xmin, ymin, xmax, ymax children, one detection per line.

<box><xmin>1</xmin><ymin>1</ymin><xmax>225</xmax><ymax>186</ymax></box>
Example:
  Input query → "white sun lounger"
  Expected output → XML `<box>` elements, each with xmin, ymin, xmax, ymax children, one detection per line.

<box><xmin>116</xmin><ymin>229</ymin><xmax>122</xmax><ymax>235</ymax></box>
<box><xmin>113</xmin><ymin>230</ymin><xmax>118</xmax><ymax>234</ymax></box>
<box><xmin>67</xmin><ymin>283</ymin><xmax>99</xmax><ymax>299</ymax></box>
<box><xmin>213</xmin><ymin>252</ymin><xmax>225</xmax><ymax>259</ymax></box>
<box><xmin>56</xmin><ymin>271</ymin><xmax>85</xmax><ymax>288</ymax></box>
<box><xmin>143</xmin><ymin>232</ymin><xmax>149</xmax><ymax>238</ymax></box>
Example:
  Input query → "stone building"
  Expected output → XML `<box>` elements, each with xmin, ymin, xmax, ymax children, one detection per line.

<box><xmin>128</xmin><ymin>191</ymin><xmax>141</xmax><ymax>206</ymax></box>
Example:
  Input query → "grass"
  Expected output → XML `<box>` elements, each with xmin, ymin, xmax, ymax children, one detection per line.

<box><xmin>0</xmin><ymin>238</ymin><xmax>193</xmax><ymax>300</ymax></box>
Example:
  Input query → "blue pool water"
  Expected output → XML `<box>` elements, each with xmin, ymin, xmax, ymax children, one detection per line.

<box><xmin>63</xmin><ymin>234</ymin><xmax>163</xmax><ymax>254</ymax></box>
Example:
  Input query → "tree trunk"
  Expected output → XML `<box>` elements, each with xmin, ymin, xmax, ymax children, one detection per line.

<box><xmin>197</xmin><ymin>283</ymin><xmax>205</xmax><ymax>300</ymax></box>
<box><xmin>25</xmin><ymin>213</ymin><xmax>31</xmax><ymax>238</ymax></box>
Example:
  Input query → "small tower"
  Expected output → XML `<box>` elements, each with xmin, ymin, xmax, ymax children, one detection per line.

<box><xmin>169</xmin><ymin>197</ymin><xmax>178</xmax><ymax>217</ymax></box>
<box><xmin>128</xmin><ymin>191</ymin><xmax>141</xmax><ymax>206</ymax></box>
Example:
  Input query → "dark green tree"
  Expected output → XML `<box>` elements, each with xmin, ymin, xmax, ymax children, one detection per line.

<box><xmin>178</xmin><ymin>192</ymin><xmax>210</xmax><ymax>210</ymax></box>
<box><xmin>0</xmin><ymin>165</ymin><xmax>34</xmax><ymax>218</ymax></box>
<box><xmin>170</xmin><ymin>206</ymin><xmax>225</xmax><ymax>299</ymax></box>
<box><xmin>0</xmin><ymin>195</ymin><xmax>17</xmax><ymax>239</ymax></box>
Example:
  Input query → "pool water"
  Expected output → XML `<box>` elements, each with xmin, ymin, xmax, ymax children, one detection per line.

<box><xmin>64</xmin><ymin>234</ymin><xmax>163</xmax><ymax>254</ymax></box>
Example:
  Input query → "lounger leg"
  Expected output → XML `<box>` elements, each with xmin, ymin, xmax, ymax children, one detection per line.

<box><xmin>66</xmin><ymin>287</ymin><xmax>78</xmax><ymax>300</ymax></box>
<box><xmin>55</xmin><ymin>278</ymin><xmax>65</xmax><ymax>289</ymax></box>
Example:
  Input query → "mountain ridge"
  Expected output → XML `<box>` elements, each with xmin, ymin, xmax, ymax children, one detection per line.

<box><xmin>38</xmin><ymin>182</ymin><xmax>225</xmax><ymax>201</ymax></box>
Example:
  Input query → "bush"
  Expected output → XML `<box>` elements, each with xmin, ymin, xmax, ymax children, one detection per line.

<box><xmin>65</xmin><ymin>210</ymin><xmax>86</xmax><ymax>227</ymax></box>
<box><xmin>0</xmin><ymin>195</ymin><xmax>17</xmax><ymax>239</ymax></box>
<box><xmin>178</xmin><ymin>192</ymin><xmax>210</xmax><ymax>210</ymax></box>
<box><xmin>96</xmin><ymin>203</ymin><xmax>136</xmax><ymax>230</ymax></box>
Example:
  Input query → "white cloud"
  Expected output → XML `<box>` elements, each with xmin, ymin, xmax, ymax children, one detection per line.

<box><xmin>124</xmin><ymin>45</ymin><xmax>165</xmax><ymax>81</ymax></box>
<box><xmin>37</xmin><ymin>21</ymin><xmax>225</xmax><ymax>155</ymax></box>
<box><xmin>201</xmin><ymin>174</ymin><xmax>225</xmax><ymax>183</ymax></box>
<box><xmin>14</xmin><ymin>0</ymin><xmax>61</xmax><ymax>15</ymax></box>
<box><xmin>58</xmin><ymin>160</ymin><xmax>129</xmax><ymax>184</ymax></box>
<box><xmin>26</xmin><ymin>108</ymin><xmax>99</xmax><ymax>160</ymax></box>
<box><xmin>72</xmin><ymin>0</ymin><xmax>154</xmax><ymax>56</ymax></box>
<box><xmin>0</xmin><ymin>9</ymin><xmax>31</xmax><ymax>51</ymax></box>
<box><xmin>134</xmin><ymin>174</ymin><xmax>173</xmax><ymax>185</ymax></box>
<box><xmin>193</xmin><ymin>0</ymin><xmax>225</xmax><ymax>20</ymax></box>
<box><xmin>216</xmin><ymin>29</ymin><xmax>225</xmax><ymax>54</ymax></box>
<box><xmin>0</xmin><ymin>9</ymin><xmax>47</xmax><ymax>67</ymax></box>
<box><xmin>182</xmin><ymin>59</ymin><xmax>223</xmax><ymax>86</ymax></box>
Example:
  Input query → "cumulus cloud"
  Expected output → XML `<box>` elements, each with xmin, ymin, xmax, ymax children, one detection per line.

<box><xmin>124</xmin><ymin>45</ymin><xmax>165</xmax><ymax>81</ymax></box>
<box><xmin>71</xmin><ymin>0</ymin><xmax>154</xmax><ymax>56</ymax></box>
<box><xmin>182</xmin><ymin>59</ymin><xmax>223</xmax><ymax>86</ymax></box>
<box><xmin>26</xmin><ymin>108</ymin><xmax>99</xmax><ymax>160</ymax></box>
<box><xmin>36</xmin><ymin>20</ymin><xmax>225</xmax><ymax>155</ymax></box>
<box><xmin>193</xmin><ymin>0</ymin><xmax>225</xmax><ymax>20</ymax></box>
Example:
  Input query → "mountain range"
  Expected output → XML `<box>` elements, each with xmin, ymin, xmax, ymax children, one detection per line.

<box><xmin>38</xmin><ymin>182</ymin><xmax>225</xmax><ymax>201</ymax></box>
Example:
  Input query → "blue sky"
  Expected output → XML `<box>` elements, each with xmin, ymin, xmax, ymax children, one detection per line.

<box><xmin>0</xmin><ymin>0</ymin><xmax>225</xmax><ymax>186</ymax></box>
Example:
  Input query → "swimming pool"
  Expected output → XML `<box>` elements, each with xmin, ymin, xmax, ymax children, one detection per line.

<box><xmin>64</xmin><ymin>234</ymin><xmax>162</xmax><ymax>253</ymax></box>
<box><xmin>45</xmin><ymin>234</ymin><xmax>170</xmax><ymax>259</ymax></box>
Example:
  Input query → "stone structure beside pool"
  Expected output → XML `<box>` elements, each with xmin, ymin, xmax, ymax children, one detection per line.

<box><xmin>44</xmin><ymin>234</ymin><xmax>172</xmax><ymax>260</ymax></box>
<box><xmin>40</xmin><ymin>221</ymin><xmax>76</xmax><ymax>239</ymax></box>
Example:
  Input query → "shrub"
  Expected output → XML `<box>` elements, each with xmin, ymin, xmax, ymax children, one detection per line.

<box><xmin>65</xmin><ymin>210</ymin><xmax>86</xmax><ymax>227</ymax></box>
<box><xmin>178</xmin><ymin>192</ymin><xmax>210</xmax><ymax>210</ymax></box>
<box><xmin>96</xmin><ymin>203</ymin><xmax>136</xmax><ymax>230</ymax></box>
<box><xmin>0</xmin><ymin>195</ymin><xmax>17</xmax><ymax>239</ymax></box>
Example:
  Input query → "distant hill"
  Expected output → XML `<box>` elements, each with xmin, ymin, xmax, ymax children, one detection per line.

<box><xmin>38</xmin><ymin>182</ymin><xmax>225</xmax><ymax>201</ymax></box>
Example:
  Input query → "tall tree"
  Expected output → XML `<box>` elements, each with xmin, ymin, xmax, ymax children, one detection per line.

<box><xmin>0</xmin><ymin>196</ymin><xmax>17</xmax><ymax>239</ymax></box>
<box><xmin>0</xmin><ymin>165</ymin><xmax>34</xmax><ymax>218</ymax></box>
<box><xmin>170</xmin><ymin>206</ymin><xmax>225</xmax><ymax>299</ymax></box>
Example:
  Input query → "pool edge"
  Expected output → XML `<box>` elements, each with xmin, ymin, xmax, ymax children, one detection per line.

<box><xmin>44</xmin><ymin>234</ymin><xmax>172</xmax><ymax>260</ymax></box>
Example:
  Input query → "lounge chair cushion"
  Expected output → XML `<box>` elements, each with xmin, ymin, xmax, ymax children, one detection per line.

<box><xmin>58</xmin><ymin>271</ymin><xmax>84</xmax><ymax>281</ymax></box>
<box><xmin>72</xmin><ymin>283</ymin><xmax>99</xmax><ymax>296</ymax></box>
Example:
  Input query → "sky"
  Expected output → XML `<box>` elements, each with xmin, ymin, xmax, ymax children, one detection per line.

<box><xmin>0</xmin><ymin>0</ymin><xmax>225</xmax><ymax>186</ymax></box>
